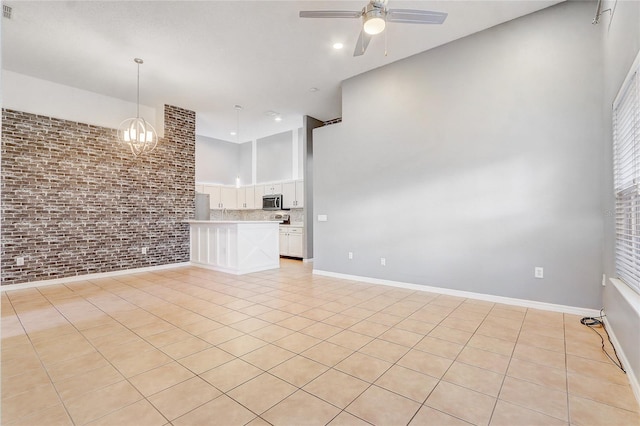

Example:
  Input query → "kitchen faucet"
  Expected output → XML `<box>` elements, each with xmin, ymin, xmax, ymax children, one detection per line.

<box><xmin>222</xmin><ymin>208</ymin><xmax>227</xmax><ymax>220</ymax></box>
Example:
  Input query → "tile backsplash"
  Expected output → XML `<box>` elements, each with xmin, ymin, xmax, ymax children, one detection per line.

<box><xmin>209</xmin><ymin>208</ymin><xmax>304</xmax><ymax>223</ymax></box>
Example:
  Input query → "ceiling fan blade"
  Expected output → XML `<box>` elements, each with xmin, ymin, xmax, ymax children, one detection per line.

<box><xmin>299</xmin><ymin>10</ymin><xmax>362</xmax><ymax>19</ymax></box>
<box><xmin>386</xmin><ymin>9</ymin><xmax>448</xmax><ymax>24</ymax></box>
<box><xmin>353</xmin><ymin>29</ymin><xmax>372</xmax><ymax>57</ymax></box>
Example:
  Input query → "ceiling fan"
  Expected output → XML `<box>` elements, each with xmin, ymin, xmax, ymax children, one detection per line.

<box><xmin>299</xmin><ymin>0</ymin><xmax>447</xmax><ymax>57</ymax></box>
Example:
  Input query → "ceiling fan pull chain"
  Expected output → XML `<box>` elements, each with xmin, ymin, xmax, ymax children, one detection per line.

<box><xmin>384</xmin><ymin>23</ymin><xmax>388</xmax><ymax>56</ymax></box>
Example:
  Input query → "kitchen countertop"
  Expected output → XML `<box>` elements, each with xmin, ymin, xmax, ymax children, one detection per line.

<box><xmin>280</xmin><ymin>222</ymin><xmax>304</xmax><ymax>228</ymax></box>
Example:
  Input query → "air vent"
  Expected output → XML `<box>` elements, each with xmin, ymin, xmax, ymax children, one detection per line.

<box><xmin>3</xmin><ymin>4</ymin><xmax>12</xmax><ymax>19</ymax></box>
<box><xmin>323</xmin><ymin>117</ymin><xmax>342</xmax><ymax>126</ymax></box>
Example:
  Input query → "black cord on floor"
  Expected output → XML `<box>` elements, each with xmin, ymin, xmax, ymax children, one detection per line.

<box><xmin>580</xmin><ymin>308</ymin><xmax>626</xmax><ymax>373</ymax></box>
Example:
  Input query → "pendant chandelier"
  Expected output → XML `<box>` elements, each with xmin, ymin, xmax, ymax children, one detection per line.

<box><xmin>118</xmin><ymin>58</ymin><xmax>158</xmax><ymax>157</ymax></box>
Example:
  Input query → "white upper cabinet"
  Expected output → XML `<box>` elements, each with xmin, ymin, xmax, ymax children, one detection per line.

<box><xmin>254</xmin><ymin>185</ymin><xmax>266</xmax><ymax>208</ymax></box>
<box><xmin>220</xmin><ymin>187</ymin><xmax>237</xmax><ymax>209</ymax></box>
<box><xmin>201</xmin><ymin>185</ymin><xmax>237</xmax><ymax>209</ymax></box>
<box><xmin>197</xmin><ymin>180</ymin><xmax>302</xmax><ymax>211</ymax></box>
<box><xmin>282</xmin><ymin>180</ymin><xmax>304</xmax><ymax>209</ymax></box>
<box><xmin>202</xmin><ymin>185</ymin><xmax>222</xmax><ymax>209</ymax></box>
<box><xmin>264</xmin><ymin>183</ymin><xmax>282</xmax><ymax>195</ymax></box>
<box><xmin>238</xmin><ymin>186</ymin><xmax>255</xmax><ymax>210</ymax></box>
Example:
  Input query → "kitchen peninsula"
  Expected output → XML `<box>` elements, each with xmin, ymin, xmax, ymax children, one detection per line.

<box><xmin>188</xmin><ymin>220</ymin><xmax>280</xmax><ymax>274</ymax></box>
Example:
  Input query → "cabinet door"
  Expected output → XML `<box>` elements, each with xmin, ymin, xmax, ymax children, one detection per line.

<box><xmin>267</xmin><ymin>183</ymin><xmax>282</xmax><ymax>195</ymax></box>
<box><xmin>203</xmin><ymin>185</ymin><xmax>222</xmax><ymax>209</ymax></box>
<box><xmin>237</xmin><ymin>187</ymin><xmax>247</xmax><ymax>209</ymax></box>
<box><xmin>220</xmin><ymin>187</ymin><xmax>237</xmax><ymax>209</ymax></box>
<box><xmin>279</xmin><ymin>229</ymin><xmax>289</xmax><ymax>256</ymax></box>
<box><xmin>288</xmin><ymin>232</ymin><xmax>303</xmax><ymax>257</ymax></box>
<box><xmin>254</xmin><ymin>185</ymin><xmax>265</xmax><ymax>207</ymax></box>
<box><xmin>244</xmin><ymin>186</ymin><xmax>255</xmax><ymax>209</ymax></box>
<box><xmin>281</xmin><ymin>182</ymin><xmax>296</xmax><ymax>209</ymax></box>
<box><xmin>294</xmin><ymin>180</ymin><xmax>304</xmax><ymax>208</ymax></box>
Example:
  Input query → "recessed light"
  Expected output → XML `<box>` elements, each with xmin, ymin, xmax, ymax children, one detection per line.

<box><xmin>275</xmin><ymin>116</ymin><xmax>282</xmax><ymax>122</ymax></box>
<box><xmin>309</xmin><ymin>87</ymin><xmax>319</xmax><ymax>92</ymax></box>
<box><xmin>230</xmin><ymin>131</ymin><xmax>237</xmax><ymax>136</ymax></box>
<box><xmin>333</xmin><ymin>42</ymin><xmax>344</xmax><ymax>50</ymax></box>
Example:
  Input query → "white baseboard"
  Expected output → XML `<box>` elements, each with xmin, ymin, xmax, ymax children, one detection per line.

<box><xmin>603</xmin><ymin>316</ymin><xmax>640</xmax><ymax>407</ymax></box>
<box><xmin>0</xmin><ymin>262</ymin><xmax>191</xmax><ymax>292</ymax></box>
<box><xmin>189</xmin><ymin>262</ymin><xmax>280</xmax><ymax>275</ymax></box>
<box><xmin>312</xmin><ymin>269</ymin><xmax>600</xmax><ymax>317</ymax></box>
<box><xmin>303</xmin><ymin>258</ymin><xmax>314</xmax><ymax>263</ymax></box>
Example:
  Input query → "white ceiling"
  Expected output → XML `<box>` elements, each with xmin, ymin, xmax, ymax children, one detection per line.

<box><xmin>2</xmin><ymin>0</ymin><xmax>562</xmax><ymax>142</ymax></box>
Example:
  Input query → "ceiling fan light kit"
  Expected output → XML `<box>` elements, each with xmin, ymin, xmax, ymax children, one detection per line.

<box><xmin>299</xmin><ymin>0</ymin><xmax>447</xmax><ymax>56</ymax></box>
<box><xmin>363</xmin><ymin>4</ymin><xmax>386</xmax><ymax>35</ymax></box>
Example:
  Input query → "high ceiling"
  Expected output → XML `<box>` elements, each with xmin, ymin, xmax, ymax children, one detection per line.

<box><xmin>2</xmin><ymin>1</ymin><xmax>562</xmax><ymax>142</ymax></box>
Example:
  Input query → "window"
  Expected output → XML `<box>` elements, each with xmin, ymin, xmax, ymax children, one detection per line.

<box><xmin>613</xmin><ymin>51</ymin><xmax>640</xmax><ymax>294</ymax></box>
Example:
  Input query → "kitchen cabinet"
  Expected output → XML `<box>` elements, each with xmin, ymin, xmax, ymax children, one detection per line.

<box><xmin>254</xmin><ymin>185</ymin><xmax>265</xmax><ymax>208</ymax></box>
<box><xmin>263</xmin><ymin>183</ymin><xmax>283</xmax><ymax>195</ymax></box>
<box><xmin>237</xmin><ymin>186</ymin><xmax>255</xmax><ymax>209</ymax></box>
<box><xmin>279</xmin><ymin>226</ymin><xmax>303</xmax><ymax>258</ymax></box>
<box><xmin>202</xmin><ymin>185</ymin><xmax>237</xmax><ymax>209</ymax></box>
<box><xmin>282</xmin><ymin>180</ymin><xmax>304</xmax><ymax>209</ymax></box>
<box><xmin>196</xmin><ymin>180</ymin><xmax>302</xmax><ymax>211</ymax></box>
<box><xmin>220</xmin><ymin>187</ymin><xmax>237</xmax><ymax>209</ymax></box>
<box><xmin>255</xmin><ymin>183</ymin><xmax>282</xmax><ymax>208</ymax></box>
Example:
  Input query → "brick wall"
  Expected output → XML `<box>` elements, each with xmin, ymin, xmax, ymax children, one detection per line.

<box><xmin>1</xmin><ymin>105</ymin><xmax>195</xmax><ymax>285</ymax></box>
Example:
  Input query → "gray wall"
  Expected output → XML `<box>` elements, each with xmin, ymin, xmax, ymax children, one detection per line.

<box><xmin>238</xmin><ymin>141</ymin><xmax>252</xmax><ymax>185</ymax></box>
<box><xmin>298</xmin><ymin>128</ymin><xmax>304</xmax><ymax>179</ymax></box>
<box><xmin>196</xmin><ymin>135</ymin><xmax>249</xmax><ymax>185</ymax></box>
<box><xmin>304</xmin><ymin>116</ymin><xmax>324</xmax><ymax>259</ymax></box>
<box><xmin>313</xmin><ymin>1</ymin><xmax>604</xmax><ymax>309</ymax></box>
<box><xmin>600</xmin><ymin>0</ymin><xmax>640</xmax><ymax>390</ymax></box>
<box><xmin>257</xmin><ymin>130</ymin><xmax>293</xmax><ymax>183</ymax></box>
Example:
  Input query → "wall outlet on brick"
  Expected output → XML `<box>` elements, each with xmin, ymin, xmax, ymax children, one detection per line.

<box><xmin>142</xmin><ymin>247</ymin><xmax>148</xmax><ymax>255</ymax></box>
<box><xmin>15</xmin><ymin>257</ymin><xmax>24</xmax><ymax>266</ymax></box>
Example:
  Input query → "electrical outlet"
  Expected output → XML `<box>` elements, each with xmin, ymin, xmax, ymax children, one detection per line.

<box><xmin>15</xmin><ymin>257</ymin><xmax>24</xmax><ymax>266</ymax></box>
<box><xmin>602</xmin><ymin>273</ymin><xmax>606</xmax><ymax>287</ymax></box>
<box><xmin>380</xmin><ymin>257</ymin><xmax>386</xmax><ymax>266</ymax></box>
<box><xmin>348</xmin><ymin>252</ymin><xmax>353</xmax><ymax>260</ymax></box>
<box><xmin>534</xmin><ymin>267</ymin><xmax>544</xmax><ymax>279</ymax></box>
<box><xmin>142</xmin><ymin>247</ymin><xmax>148</xmax><ymax>255</ymax></box>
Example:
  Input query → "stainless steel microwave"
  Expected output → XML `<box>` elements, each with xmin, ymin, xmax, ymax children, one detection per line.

<box><xmin>262</xmin><ymin>193</ymin><xmax>283</xmax><ymax>210</ymax></box>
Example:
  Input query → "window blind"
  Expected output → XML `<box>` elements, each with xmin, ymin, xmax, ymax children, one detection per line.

<box><xmin>614</xmin><ymin>57</ymin><xmax>640</xmax><ymax>294</ymax></box>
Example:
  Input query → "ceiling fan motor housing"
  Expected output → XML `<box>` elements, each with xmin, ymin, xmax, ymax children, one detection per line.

<box><xmin>363</xmin><ymin>3</ymin><xmax>387</xmax><ymax>35</ymax></box>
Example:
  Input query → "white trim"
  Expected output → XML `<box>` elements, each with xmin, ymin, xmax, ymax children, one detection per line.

<box><xmin>312</xmin><ymin>269</ymin><xmax>600</xmax><ymax>317</ymax></box>
<box><xmin>613</xmin><ymin>48</ymin><xmax>640</xmax><ymax>107</ymax></box>
<box><xmin>190</xmin><ymin>262</ymin><xmax>279</xmax><ymax>275</ymax></box>
<box><xmin>302</xmin><ymin>258</ymin><xmax>314</xmax><ymax>263</ymax></box>
<box><xmin>0</xmin><ymin>262</ymin><xmax>191</xmax><ymax>292</ymax></box>
<box><xmin>603</xmin><ymin>315</ymin><xmax>640</xmax><ymax>407</ymax></box>
<box><xmin>609</xmin><ymin>278</ymin><xmax>640</xmax><ymax>316</ymax></box>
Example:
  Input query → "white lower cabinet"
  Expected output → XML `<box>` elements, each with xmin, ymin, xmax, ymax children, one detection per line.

<box><xmin>279</xmin><ymin>226</ymin><xmax>303</xmax><ymax>258</ymax></box>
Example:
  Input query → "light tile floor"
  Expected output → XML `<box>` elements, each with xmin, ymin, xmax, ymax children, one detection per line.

<box><xmin>2</xmin><ymin>259</ymin><xmax>639</xmax><ymax>425</ymax></box>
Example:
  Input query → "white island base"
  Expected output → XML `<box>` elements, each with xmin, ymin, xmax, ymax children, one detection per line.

<box><xmin>188</xmin><ymin>221</ymin><xmax>280</xmax><ymax>275</ymax></box>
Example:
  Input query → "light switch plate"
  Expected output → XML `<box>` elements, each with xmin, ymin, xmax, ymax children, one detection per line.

<box><xmin>318</xmin><ymin>215</ymin><xmax>328</xmax><ymax>222</ymax></box>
